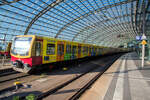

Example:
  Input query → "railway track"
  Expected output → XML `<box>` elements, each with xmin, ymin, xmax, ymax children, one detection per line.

<box><xmin>69</xmin><ymin>57</ymin><xmax>117</xmax><ymax>100</ymax></box>
<box><xmin>0</xmin><ymin>53</ymin><xmax>123</xmax><ymax>100</ymax></box>
<box><xmin>17</xmin><ymin>54</ymin><xmax>122</xmax><ymax>100</ymax></box>
<box><xmin>0</xmin><ymin>68</ymin><xmax>13</xmax><ymax>75</ymax></box>
<box><xmin>0</xmin><ymin>70</ymin><xmax>19</xmax><ymax>77</ymax></box>
<box><xmin>0</xmin><ymin>73</ymin><xmax>30</xmax><ymax>83</ymax></box>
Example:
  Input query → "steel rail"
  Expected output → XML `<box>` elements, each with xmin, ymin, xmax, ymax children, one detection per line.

<box><xmin>69</xmin><ymin>54</ymin><xmax>121</xmax><ymax>100</ymax></box>
<box><xmin>0</xmin><ymin>74</ymin><xmax>30</xmax><ymax>83</ymax></box>
<box><xmin>33</xmin><ymin>54</ymin><xmax>121</xmax><ymax>100</ymax></box>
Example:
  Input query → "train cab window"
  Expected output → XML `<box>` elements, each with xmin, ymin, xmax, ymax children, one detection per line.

<box><xmin>78</xmin><ymin>46</ymin><xmax>81</xmax><ymax>54</ymax></box>
<box><xmin>35</xmin><ymin>42</ymin><xmax>41</xmax><ymax>56</ymax></box>
<box><xmin>46</xmin><ymin>44</ymin><xmax>55</xmax><ymax>55</ymax></box>
<box><xmin>66</xmin><ymin>45</ymin><xmax>71</xmax><ymax>53</ymax></box>
<box><xmin>72</xmin><ymin>46</ymin><xmax>77</xmax><ymax>54</ymax></box>
<box><xmin>57</xmin><ymin>44</ymin><xmax>64</xmax><ymax>55</ymax></box>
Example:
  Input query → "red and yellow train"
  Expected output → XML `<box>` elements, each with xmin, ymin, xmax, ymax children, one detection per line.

<box><xmin>10</xmin><ymin>35</ymin><xmax>128</xmax><ymax>73</ymax></box>
<box><xmin>0</xmin><ymin>42</ymin><xmax>11</xmax><ymax>57</ymax></box>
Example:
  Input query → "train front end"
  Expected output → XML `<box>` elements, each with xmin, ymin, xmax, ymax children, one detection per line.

<box><xmin>0</xmin><ymin>42</ymin><xmax>11</xmax><ymax>57</ymax></box>
<box><xmin>10</xmin><ymin>35</ymin><xmax>35</xmax><ymax>73</ymax></box>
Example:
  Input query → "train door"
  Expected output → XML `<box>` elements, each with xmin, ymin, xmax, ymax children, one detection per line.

<box><xmin>65</xmin><ymin>43</ymin><xmax>71</xmax><ymax>61</ymax></box>
<box><xmin>86</xmin><ymin>46</ymin><xmax>89</xmax><ymax>57</ymax></box>
<box><xmin>87</xmin><ymin>45</ymin><xmax>90</xmax><ymax>56</ymax></box>
<box><xmin>78</xmin><ymin>44</ymin><xmax>81</xmax><ymax>58</ymax></box>
<box><xmin>57</xmin><ymin>41</ymin><xmax>64</xmax><ymax>61</ymax></box>
<box><xmin>35</xmin><ymin>42</ymin><xmax>42</xmax><ymax>56</ymax></box>
<box><xmin>33</xmin><ymin>40</ymin><xmax>43</xmax><ymax>65</ymax></box>
<box><xmin>72</xmin><ymin>44</ymin><xmax>77</xmax><ymax>59</ymax></box>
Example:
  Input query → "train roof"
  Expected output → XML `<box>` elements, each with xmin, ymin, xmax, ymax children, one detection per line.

<box><xmin>15</xmin><ymin>35</ymin><xmax>126</xmax><ymax>49</ymax></box>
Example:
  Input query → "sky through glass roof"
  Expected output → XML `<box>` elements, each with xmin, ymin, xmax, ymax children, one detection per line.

<box><xmin>0</xmin><ymin>0</ymin><xmax>150</xmax><ymax>47</ymax></box>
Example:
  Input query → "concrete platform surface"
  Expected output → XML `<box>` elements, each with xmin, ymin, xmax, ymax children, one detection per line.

<box><xmin>80</xmin><ymin>52</ymin><xmax>150</xmax><ymax>100</ymax></box>
<box><xmin>0</xmin><ymin>59</ymin><xmax>11</xmax><ymax>70</ymax></box>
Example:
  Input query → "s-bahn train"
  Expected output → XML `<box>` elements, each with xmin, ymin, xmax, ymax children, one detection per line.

<box><xmin>0</xmin><ymin>42</ymin><xmax>12</xmax><ymax>57</ymax></box>
<box><xmin>10</xmin><ymin>35</ymin><xmax>128</xmax><ymax>73</ymax></box>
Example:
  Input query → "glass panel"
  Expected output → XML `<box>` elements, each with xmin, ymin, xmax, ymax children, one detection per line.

<box><xmin>72</xmin><ymin>45</ymin><xmax>77</xmax><ymax>54</ymax></box>
<box><xmin>89</xmin><ymin>47</ymin><xmax>91</xmax><ymax>54</ymax></box>
<box><xmin>57</xmin><ymin>44</ymin><xmax>64</xmax><ymax>55</ymax></box>
<box><xmin>35</xmin><ymin>42</ymin><xmax>41</xmax><ymax>56</ymax></box>
<box><xmin>62</xmin><ymin>44</ymin><xmax>64</xmax><ymax>55</ymax></box>
<box><xmin>66</xmin><ymin>44</ymin><xmax>71</xmax><ymax>53</ymax></box>
<box><xmin>78</xmin><ymin>46</ymin><xmax>81</xmax><ymax>54</ymax></box>
<box><xmin>86</xmin><ymin>46</ymin><xmax>88</xmax><ymax>54</ymax></box>
<box><xmin>11</xmin><ymin>37</ymin><xmax>32</xmax><ymax>56</ymax></box>
<box><xmin>46</xmin><ymin>44</ymin><xmax>55</xmax><ymax>55</ymax></box>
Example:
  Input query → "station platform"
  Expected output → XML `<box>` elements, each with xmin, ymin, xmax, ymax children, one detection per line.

<box><xmin>80</xmin><ymin>52</ymin><xmax>150</xmax><ymax>100</ymax></box>
<box><xmin>0</xmin><ymin>59</ymin><xmax>11</xmax><ymax>70</ymax></box>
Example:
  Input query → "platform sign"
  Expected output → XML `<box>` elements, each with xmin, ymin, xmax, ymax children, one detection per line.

<box><xmin>141</xmin><ymin>40</ymin><xmax>147</xmax><ymax>45</ymax></box>
<box><xmin>136</xmin><ymin>36</ymin><xmax>141</xmax><ymax>41</ymax></box>
<box><xmin>141</xmin><ymin>34</ymin><xmax>146</xmax><ymax>40</ymax></box>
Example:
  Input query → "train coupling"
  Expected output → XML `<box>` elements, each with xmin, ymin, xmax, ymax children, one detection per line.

<box><xmin>12</xmin><ymin>61</ymin><xmax>32</xmax><ymax>73</ymax></box>
<box><xmin>12</xmin><ymin>60</ymin><xmax>23</xmax><ymax>68</ymax></box>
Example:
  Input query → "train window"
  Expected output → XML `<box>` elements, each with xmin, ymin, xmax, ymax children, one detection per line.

<box><xmin>95</xmin><ymin>48</ymin><xmax>97</xmax><ymax>53</ymax></box>
<box><xmin>62</xmin><ymin>44</ymin><xmax>64</xmax><ymax>55</ymax></box>
<box><xmin>98</xmin><ymin>48</ymin><xmax>101</xmax><ymax>53</ymax></box>
<box><xmin>57</xmin><ymin>45</ymin><xmax>61</xmax><ymax>55</ymax></box>
<box><xmin>11</xmin><ymin>37</ymin><xmax>32</xmax><ymax>56</ymax></box>
<box><xmin>46</xmin><ymin>44</ymin><xmax>55</xmax><ymax>55</ymax></box>
<box><xmin>35</xmin><ymin>42</ymin><xmax>41</xmax><ymax>56</ymax></box>
<box><xmin>66</xmin><ymin>45</ymin><xmax>71</xmax><ymax>53</ymax></box>
<box><xmin>82</xmin><ymin>46</ymin><xmax>85</xmax><ymax>53</ymax></box>
<box><xmin>78</xmin><ymin>46</ymin><xmax>81</xmax><ymax>54</ymax></box>
<box><xmin>57</xmin><ymin>44</ymin><xmax>64</xmax><ymax>55</ymax></box>
<box><xmin>83</xmin><ymin>46</ymin><xmax>88</xmax><ymax>54</ymax></box>
<box><xmin>86</xmin><ymin>47</ymin><xmax>88</xmax><ymax>54</ymax></box>
<box><xmin>92</xmin><ymin>47</ymin><xmax>94</xmax><ymax>53</ymax></box>
<box><xmin>89</xmin><ymin>47</ymin><xmax>92</xmax><ymax>54</ymax></box>
<box><xmin>72</xmin><ymin>46</ymin><xmax>77</xmax><ymax>54</ymax></box>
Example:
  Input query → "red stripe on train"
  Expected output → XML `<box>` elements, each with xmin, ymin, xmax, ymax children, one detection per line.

<box><xmin>11</xmin><ymin>56</ymin><xmax>42</xmax><ymax>67</ymax></box>
<box><xmin>0</xmin><ymin>52</ymin><xmax>9</xmax><ymax>56</ymax></box>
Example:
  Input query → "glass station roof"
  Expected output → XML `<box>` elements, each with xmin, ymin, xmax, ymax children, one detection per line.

<box><xmin>0</xmin><ymin>0</ymin><xmax>150</xmax><ymax>47</ymax></box>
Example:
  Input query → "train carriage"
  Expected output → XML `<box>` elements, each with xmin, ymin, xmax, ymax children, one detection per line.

<box><xmin>10</xmin><ymin>35</ymin><xmax>128</xmax><ymax>73</ymax></box>
<box><xmin>0</xmin><ymin>42</ymin><xmax>12</xmax><ymax>57</ymax></box>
